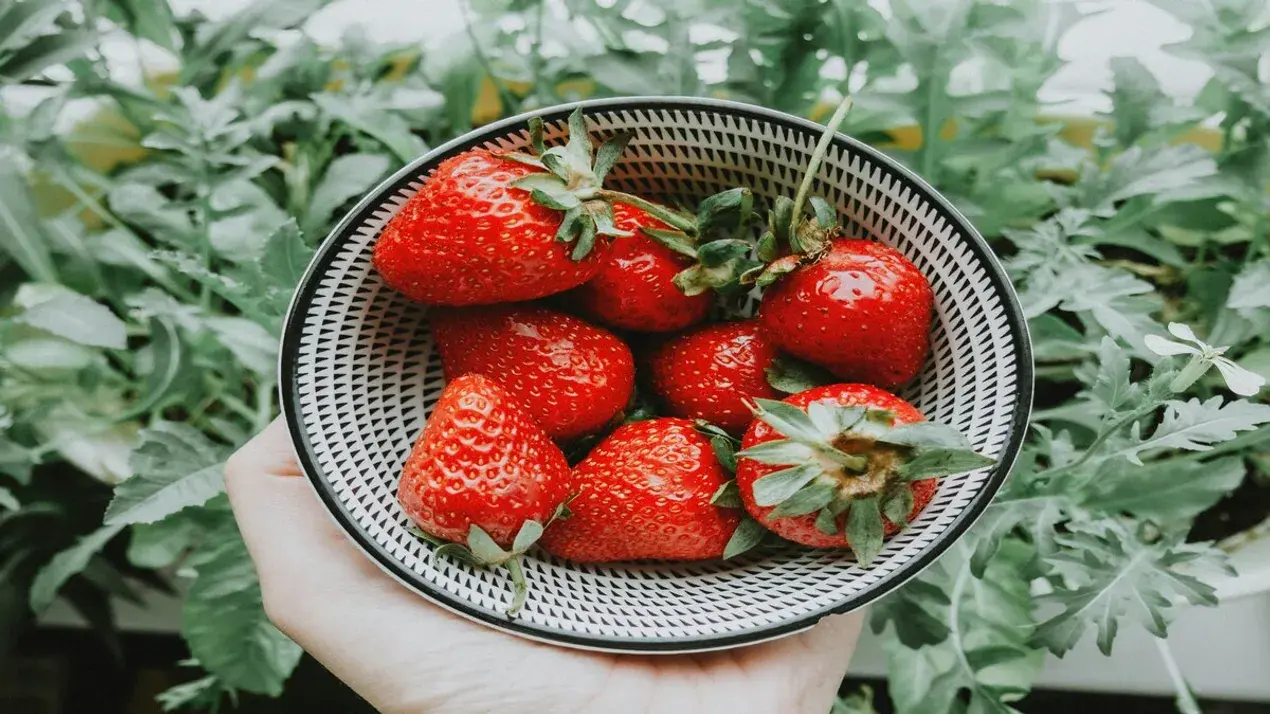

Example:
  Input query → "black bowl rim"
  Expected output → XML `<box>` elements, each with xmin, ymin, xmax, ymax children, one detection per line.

<box><xmin>278</xmin><ymin>95</ymin><xmax>1035</xmax><ymax>654</ymax></box>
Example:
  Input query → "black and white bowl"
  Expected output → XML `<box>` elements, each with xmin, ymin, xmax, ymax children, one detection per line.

<box><xmin>279</xmin><ymin>97</ymin><xmax>1034</xmax><ymax>653</ymax></box>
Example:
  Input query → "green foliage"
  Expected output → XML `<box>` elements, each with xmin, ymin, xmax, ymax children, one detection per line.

<box><xmin>0</xmin><ymin>0</ymin><xmax>1268</xmax><ymax>711</ymax></box>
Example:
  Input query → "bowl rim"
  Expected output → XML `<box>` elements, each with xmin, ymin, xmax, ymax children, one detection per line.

<box><xmin>278</xmin><ymin>95</ymin><xmax>1036</xmax><ymax>653</ymax></box>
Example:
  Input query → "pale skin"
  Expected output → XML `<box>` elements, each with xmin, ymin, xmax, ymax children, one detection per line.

<box><xmin>225</xmin><ymin>418</ymin><xmax>864</xmax><ymax>714</ymax></box>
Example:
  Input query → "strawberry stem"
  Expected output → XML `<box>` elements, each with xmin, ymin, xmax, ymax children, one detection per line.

<box><xmin>789</xmin><ymin>95</ymin><xmax>854</xmax><ymax>246</ymax></box>
<box><xmin>594</xmin><ymin>189</ymin><xmax>697</xmax><ymax>233</ymax></box>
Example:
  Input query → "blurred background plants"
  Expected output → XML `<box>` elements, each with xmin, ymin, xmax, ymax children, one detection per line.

<box><xmin>1</xmin><ymin>0</ymin><xmax>1269</xmax><ymax>711</ymax></box>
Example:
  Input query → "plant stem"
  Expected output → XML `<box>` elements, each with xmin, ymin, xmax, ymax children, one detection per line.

<box><xmin>1154</xmin><ymin>637</ymin><xmax>1203</xmax><ymax>714</ymax></box>
<box><xmin>790</xmin><ymin>95</ymin><xmax>855</xmax><ymax>232</ymax></box>
<box><xmin>1040</xmin><ymin>404</ymin><xmax>1155</xmax><ymax>481</ymax></box>
<box><xmin>593</xmin><ymin>189</ymin><xmax>696</xmax><ymax>233</ymax></box>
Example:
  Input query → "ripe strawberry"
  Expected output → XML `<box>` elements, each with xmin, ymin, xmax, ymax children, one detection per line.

<box><xmin>742</xmin><ymin>97</ymin><xmax>933</xmax><ymax>387</ymax></box>
<box><xmin>397</xmin><ymin>374</ymin><xmax>572</xmax><ymax>612</ymax></box>
<box><xmin>540</xmin><ymin>418</ymin><xmax>742</xmax><ymax>562</ymax></box>
<box><xmin>570</xmin><ymin>227</ymin><xmax>711</xmax><ymax>332</ymax></box>
<box><xmin>373</xmin><ymin>149</ymin><xmax>613</xmax><ymax>305</ymax></box>
<box><xmin>569</xmin><ymin>189</ymin><xmax>757</xmax><ymax>332</ymax></box>
<box><xmin>648</xmin><ymin>320</ymin><xmax>780</xmax><ymax>435</ymax></box>
<box><xmin>430</xmin><ymin>304</ymin><xmax>635</xmax><ymax>441</ymax></box>
<box><xmin>758</xmin><ymin>239</ymin><xmax>933</xmax><ymax>387</ymax></box>
<box><xmin>734</xmin><ymin>383</ymin><xmax>993</xmax><ymax>565</ymax></box>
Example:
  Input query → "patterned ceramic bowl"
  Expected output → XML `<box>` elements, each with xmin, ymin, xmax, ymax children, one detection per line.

<box><xmin>279</xmin><ymin>97</ymin><xmax>1033</xmax><ymax>653</ymax></box>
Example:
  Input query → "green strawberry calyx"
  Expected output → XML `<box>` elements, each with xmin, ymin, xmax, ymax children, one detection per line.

<box><xmin>430</xmin><ymin>500</ymin><xmax>572</xmax><ymax>617</ymax></box>
<box><xmin>741</xmin><ymin>95</ymin><xmax>855</xmax><ymax>288</ymax></box>
<box><xmin>695</xmin><ymin>420</ymin><xmax>768</xmax><ymax>560</ymax></box>
<box><xmin>736</xmin><ymin>397</ymin><xmax>994</xmax><ymax>566</ymax></box>
<box><xmin>501</xmin><ymin>109</ymin><xmax>758</xmax><ymax>294</ymax></box>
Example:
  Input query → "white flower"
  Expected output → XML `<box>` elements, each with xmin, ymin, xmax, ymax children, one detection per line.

<box><xmin>1144</xmin><ymin>322</ymin><xmax>1266</xmax><ymax>396</ymax></box>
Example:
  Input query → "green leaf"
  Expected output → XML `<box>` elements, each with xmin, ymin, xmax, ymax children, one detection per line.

<box><xmin>1227</xmin><ymin>261</ymin><xmax>1270</xmax><ymax>312</ymax></box>
<box><xmin>1117</xmin><ymin>397</ymin><xmax>1270</xmax><ymax>465</ymax></box>
<box><xmin>302</xmin><ymin>154</ymin><xmax>391</xmax><ymax>236</ymax></box>
<box><xmin>710</xmin><ymin>436</ymin><xmax>738</xmax><ymax>473</ymax></box>
<box><xmin>206</xmin><ymin>317</ymin><xmax>279</xmax><ymax>376</ymax></box>
<box><xmin>899</xmin><ymin>448</ymin><xmax>995</xmax><ymax>481</ymax></box>
<box><xmin>1059</xmin><ymin>264</ymin><xmax>1163</xmax><ymax>354</ymax></box>
<box><xmin>592</xmin><ymin>131</ymin><xmax>633</xmax><ymax>183</ymax></box>
<box><xmin>108</xmin><ymin>0</ymin><xmax>180</xmax><ymax>52</ymax></box>
<box><xmin>104</xmin><ymin>422</ymin><xmax>228</xmax><ymax>526</ymax></box>
<box><xmin>710</xmin><ymin>480</ymin><xmax>743</xmax><ymax>508</ymax></box>
<box><xmin>750</xmin><ymin>462</ymin><xmax>821</xmax><ymax>507</ymax></box>
<box><xmin>749</xmin><ymin>398</ymin><xmax>824</xmax><ymax>443</ymax></box>
<box><xmin>1078</xmin><ymin>145</ymin><xmax>1222</xmax><ymax>213</ymax></box>
<box><xmin>1103</xmin><ymin>57</ymin><xmax>1164</xmax><ymax>147</ymax></box>
<box><xmin>1032</xmin><ymin>522</ymin><xmax>1226</xmax><ymax>656</ymax></box>
<box><xmin>1090</xmin><ymin>337</ymin><xmax>1139</xmax><ymax>411</ymax></box>
<box><xmin>815</xmin><ymin>506</ymin><xmax>839</xmax><ymax>535</ymax></box>
<box><xmin>0</xmin><ymin>486</ymin><xmax>18</xmax><ymax>511</ymax></box>
<box><xmin>723</xmin><ymin>517</ymin><xmax>765</xmax><ymax>559</ymax></box>
<box><xmin>878</xmin><ymin>422</ymin><xmax>975</xmax><ymax>450</ymax></box>
<box><xmin>881</xmin><ymin>485</ymin><xmax>914</xmax><ymax>526</ymax></box>
<box><xmin>17</xmin><ymin>292</ymin><xmax>127</xmax><ymax>349</ymax></box>
<box><xmin>833</xmin><ymin>685</ymin><xmax>880</xmax><ymax>714</ymax></box>
<box><xmin>259</xmin><ymin>219</ymin><xmax>314</xmax><ymax>287</ymax></box>
<box><xmin>183</xmin><ymin>512</ymin><xmax>301</xmax><ymax>695</ymax></box>
<box><xmin>1081</xmin><ymin>456</ymin><xmax>1244</xmax><ymax>522</ymax></box>
<box><xmin>0</xmin><ymin>29</ymin><xmax>98</xmax><ymax>84</ymax></box>
<box><xmin>511</xmin><ymin>520</ymin><xmax>543</xmax><ymax>554</ymax></box>
<box><xmin>735</xmin><ymin>439</ymin><xmax>817</xmax><ymax>466</ymax></box>
<box><xmin>312</xmin><ymin>93</ymin><xmax>427</xmax><ymax>163</ymax></box>
<box><xmin>29</xmin><ymin>524</ymin><xmax>126</xmax><ymax>611</ymax></box>
<box><xmin>768</xmin><ymin>480</ymin><xmax>836</xmax><ymax>519</ymax></box>
<box><xmin>874</xmin><ymin>542</ymin><xmax>1042</xmax><ymax>714</ymax></box>
<box><xmin>0</xmin><ymin>147</ymin><xmax>57</xmax><ymax>282</ymax></box>
<box><xmin>127</xmin><ymin>513</ymin><xmax>204</xmax><ymax>569</ymax></box>
<box><xmin>587</xmin><ymin>52</ymin><xmax>666</xmax><ymax>94</ymax></box>
<box><xmin>107</xmin><ymin>183</ymin><xmax>195</xmax><ymax>246</ymax></box>
<box><xmin>641</xmin><ymin>227</ymin><xmax>698</xmax><ymax>258</ymax></box>
<box><xmin>765</xmin><ymin>356</ymin><xmax>836</xmax><ymax>394</ymax></box>
<box><xmin>3</xmin><ymin>336</ymin><xmax>95</xmax><ymax>372</ymax></box>
<box><xmin>846</xmin><ymin>496</ymin><xmax>884</xmax><ymax>565</ymax></box>
<box><xmin>467</xmin><ymin>525</ymin><xmax>509</xmax><ymax>564</ymax></box>
<box><xmin>122</xmin><ymin>317</ymin><xmax>189</xmax><ymax>418</ymax></box>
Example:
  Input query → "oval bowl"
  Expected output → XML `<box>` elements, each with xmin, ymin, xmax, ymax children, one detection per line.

<box><xmin>279</xmin><ymin>96</ymin><xmax>1034</xmax><ymax>653</ymax></box>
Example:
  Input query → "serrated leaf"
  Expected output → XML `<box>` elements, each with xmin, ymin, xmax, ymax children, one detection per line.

<box><xmin>183</xmin><ymin>513</ymin><xmax>301</xmax><ymax>695</ymax></box>
<box><xmin>1031</xmin><ymin>522</ymin><xmax>1226</xmax><ymax>656</ymax></box>
<box><xmin>873</xmin><ymin>542</ymin><xmax>1042</xmax><ymax>714</ymax></box>
<box><xmin>104</xmin><ymin>422</ymin><xmax>229</xmax><ymax>525</ymax></box>
<box><xmin>18</xmin><ymin>293</ymin><xmax>127</xmax><ymax>349</ymax></box>
<box><xmin>1079</xmin><ymin>144</ymin><xmax>1222</xmax><ymax>213</ymax></box>
<box><xmin>29</xmin><ymin>524</ymin><xmax>126</xmax><ymax>611</ymax></box>
<box><xmin>750</xmin><ymin>462</ymin><xmax>821</xmax><ymax>507</ymax></box>
<box><xmin>723</xmin><ymin>517</ymin><xmax>765</xmax><ymax>559</ymax></box>
<box><xmin>1090</xmin><ymin>337</ymin><xmax>1138</xmax><ymax>411</ymax></box>
<box><xmin>1103</xmin><ymin>57</ymin><xmax>1164</xmax><ymax>147</ymax></box>
<box><xmin>1117</xmin><ymin>397</ymin><xmax>1270</xmax><ymax>464</ymax></box>
<box><xmin>1081</xmin><ymin>456</ymin><xmax>1244</xmax><ymax>522</ymax></box>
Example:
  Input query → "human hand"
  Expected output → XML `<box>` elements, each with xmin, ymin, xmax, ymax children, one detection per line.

<box><xmin>226</xmin><ymin>418</ymin><xmax>864</xmax><ymax>714</ymax></box>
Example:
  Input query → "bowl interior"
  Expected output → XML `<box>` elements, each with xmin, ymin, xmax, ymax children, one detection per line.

<box><xmin>281</xmin><ymin>98</ymin><xmax>1032</xmax><ymax>653</ymax></box>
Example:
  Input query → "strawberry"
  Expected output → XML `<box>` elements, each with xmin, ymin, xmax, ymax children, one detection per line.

<box><xmin>758</xmin><ymin>239</ymin><xmax>933</xmax><ymax>387</ymax></box>
<box><xmin>570</xmin><ymin>189</ymin><xmax>757</xmax><ymax>332</ymax></box>
<box><xmin>540</xmin><ymin>418</ymin><xmax>744</xmax><ymax>562</ymax></box>
<box><xmin>430</xmin><ymin>304</ymin><xmax>635</xmax><ymax>441</ymax></box>
<box><xmin>569</xmin><ymin>228</ymin><xmax>711</xmax><ymax>332</ymax></box>
<box><xmin>648</xmin><ymin>320</ymin><xmax>781</xmax><ymax>435</ymax></box>
<box><xmin>742</xmin><ymin>96</ymin><xmax>934</xmax><ymax>387</ymax></box>
<box><xmin>734</xmin><ymin>384</ymin><xmax>993</xmax><ymax>565</ymax></box>
<box><xmin>373</xmin><ymin>108</ymin><xmax>687</xmax><ymax>306</ymax></box>
<box><xmin>397</xmin><ymin>373</ymin><xmax>573</xmax><ymax>613</ymax></box>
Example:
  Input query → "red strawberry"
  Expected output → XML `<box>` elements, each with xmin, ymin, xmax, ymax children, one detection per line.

<box><xmin>734</xmin><ymin>384</ymin><xmax>992</xmax><ymax>565</ymax></box>
<box><xmin>397</xmin><ymin>373</ymin><xmax>572</xmax><ymax>545</ymax></box>
<box><xmin>648</xmin><ymin>320</ymin><xmax>780</xmax><ymax>435</ymax></box>
<box><xmin>758</xmin><ymin>239</ymin><xmax>933</xmax><ymax>387</ymax></box>
<box><xmin>570</xmin><ymin>225</ymin><xmax>712</xmax><ymax>332</ymax></box>
<box><xmin>372</xmin><ymin>149</ymin><xmax>615</xmax><ymax>305</ymax></box>
<box><xmin>540</xmin><ymin>418</ymin><xmax>742</xmax><ymax>562</ymax></box>
<box><xmin>741</xmin><ymin>97</ymin><xmax>933</xmax><ymax>387</ymax></box>
<box><xmin>430</xmin><ymin>304</ymin><xmax>635</xmax><ymax>441</ymax></box>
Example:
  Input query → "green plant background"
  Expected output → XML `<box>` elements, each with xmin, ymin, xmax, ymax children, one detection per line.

<box><xmin>2</xmin><ymin>0</ymin><xmax>1269</xmax><ymax>712</ymax></box>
